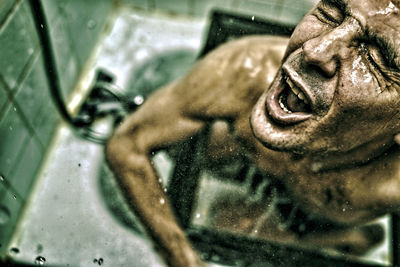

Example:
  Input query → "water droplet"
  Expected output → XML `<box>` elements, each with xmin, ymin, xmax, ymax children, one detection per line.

<box><xmin>36</xmin><ymin>244</ymin><xmax>43</xmax><ymax>253</ymax></box>
<box><xmin>35</xmin><ymin>256</ymin><xmax>46</xmax><ymax>265</ymax></box>
<box><xmin>254</xmin><ymin>229</ymin><xmax>258</xmax><ymax>233</ymax></box>
<box><xmin>133</xmin><ymin>95</ymin><xmax>144</xmax><ymax>105</ymax></box>
<box><xmin>163</xmin><ymin>188</ymin><xmax>167</xmax><ymax>193</ymax></box>
<box><xmin>200</xmin><ymin>252</ymin><xmax>210</xmax><ymax>260</ymax></box>
<box><xmin>159</xmin><ymin>198</ymin><xmax>165</xmax><ymax>205</ymax></box>
<box><xmin>211</xmin><ymin>254</ymin><xmax>221</xmax><ymax>262</ymax></box>
<box><xmin>87</xmin><ymin>20</ymin><xmax>97</xmax><ymax>29</ymax></box>
<box><xmin>10</xmin><ymin>247</ymin><xmax>20</xmax><ymax>254</ymax></box>
<box><xmin>0</xmin><ymin>175</ymin><xmax>4</xmax><ymax>182</ymax></box>
<box><xmin>13</xmin><ymin>107</ymin><xmax>17</xmax><ymax>111</ymax></box>
<box><xmin>251</xmin><ymin>16</ymin><xmax>255</xmax><ymax>21</ymax></box>
<box><xmin>13</xmin><ymin>195</ymin><xmax>17</xmax><ymax>200</ymax></box>
<box><xmin>93</xmin><ymin>258</ymin><xmax>104</xmax><ymax>265</ymax></box>
<box><xmin>195</xmin><ymin>213</ymin><xmax>200</xmax><ymax>219</ymax></box>
<box><xmin>0</xmin><ymin>205</ymin><xmax>11</xmax><ymax>225</ymax></box>
<box><xmin>40</xmin><ymin>24</ymin><xmax>43</xmax><ymax>28</ymax></box>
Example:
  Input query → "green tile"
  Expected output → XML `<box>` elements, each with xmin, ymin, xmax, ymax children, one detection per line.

<box><xmin>0</xmin><ymin>181</ymin><xmax>22</xmax><ymax>257</ymax></box>
<box><xmin>8</xmin><ymin>137</ymin><xmax>43</xmax><ymax>199</ymax></box>
<box><xmin>32</xmin><ymin>93</ymin><xmax>60</xmax><ymax>148</ymax></box>
<box><xmin>0</xmin><ymin>105</ymin><xmax>30</xmax><ymax>179</ymax></box>
<box><xmin>154</xmin><ymin>0</ymin><xmax>190</xmax><ymax>14</ymax></box>
<box><xmin>0</xmin><ymin>81</ymin><xmax>9</xmax><ymax>117</ymax></box>
<box><xmin>41</xmin><ymin>0</ymin><xmax>69</xmax><ymax>23</ymax></box>
<box><xmin>0</xmin><ymin>0</ymin><xmax>15</xmax><ymax>27</ymax></box>
<box><xmin>119</xmin><ymin>0</ymin><xmax>148</xmax><ymax>10</ymax></box>
<box><xmin>0</xmin><ymin>3</ymin><xmax>36</xmax><ymax>91</ymax></box>
<box><xmin>15</xmin><ymin>53</ymin><xmax>48</xmax><ymax>132</ymax></box>
<box><xmin>191</xmin><ymin>0</ymin><xmax>233</xmax><ymax>18</ymax></box>
<box><xmin>62</xmin><ymin>0</ymin><xmax>112</xmax><ymax>70</ymax></box>
<box><xmin>48</xmin><ymin>16</ymin><xmax>79</xmax><ymax>100</ymax></box>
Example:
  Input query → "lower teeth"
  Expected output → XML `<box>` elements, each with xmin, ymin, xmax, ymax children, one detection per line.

<box><xmin>279</xmin><ymin>94</ymin><xmax>292</xmax><ymax>114</ymax></box>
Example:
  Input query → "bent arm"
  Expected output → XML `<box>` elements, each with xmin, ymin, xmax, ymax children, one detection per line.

<box><xmin>106</xmin><ymin>82</ymin><xmax>205</xmax><ymax>266</ymax></box>
<box><xmin>105</xmin><ymin>36</ymin><xmax>288</xmax><ymax>267</ymax></box>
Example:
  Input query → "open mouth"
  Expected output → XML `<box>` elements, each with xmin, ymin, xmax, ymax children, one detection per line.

<box><xmin>266</xmin><ymin>71</ymin><xmax>312</xmax><ymax>125</ymax></box>
<box><xmin>279</xmin><ymin>75</ymin><xmax>311</xmax><ymax>114</ymax></box>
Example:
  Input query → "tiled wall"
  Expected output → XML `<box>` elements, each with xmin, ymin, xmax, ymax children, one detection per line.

<box><xmin>118</xmin><ymin>0</ymin><xmax>319</xmax><ymax>25</ymax></box>
<box><xmin>0</xmin><ymin>0</ymin><xmax>112</xmax><ymax>255</ymax></box>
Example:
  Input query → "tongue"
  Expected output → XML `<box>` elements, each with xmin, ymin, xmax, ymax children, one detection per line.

<box><xmin>286</xmin><ymin>89</ymin><xmax>309</xmax><ymax>113</ymax></box>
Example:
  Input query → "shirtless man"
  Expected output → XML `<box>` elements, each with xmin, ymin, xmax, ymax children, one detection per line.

<box><xmin>106</xmin><ymin>0</ymin><xmax>400</xmax><ymax>266</ymax></box>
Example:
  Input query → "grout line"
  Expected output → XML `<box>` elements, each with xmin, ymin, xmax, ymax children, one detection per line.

<box><xmin>0</xmin><ymin>0</ymin><xmax>22</xmax><ymax>33</ymax></box>
<box><xmin>13</xmin><ymin>41</ymin><xmax>41</xmax><ymax>93</ymax></box>
<box><xmin>0</xmin><ymin>47</ymin><xmax>47</xmax><ymax>150</ymax></box>
<box><xmin>0</xmin><ymin>74</ymin><xmax>13</xmax><ymax>122</ymax></box>
<box><xmin>1</xmin><ymin>136</ymin><xmax>30</xmax><ymax>202</ymax></box>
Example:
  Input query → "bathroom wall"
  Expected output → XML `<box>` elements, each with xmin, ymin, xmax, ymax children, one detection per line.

<box><xmin>0</xmin><ymin>0</ymin><xmax>112</xmax><ymax>255</ymax></box>
<box><xmin>117</xmin><ymin>0</ymin><xmax>319</xmax><ymax>25</ymax></box>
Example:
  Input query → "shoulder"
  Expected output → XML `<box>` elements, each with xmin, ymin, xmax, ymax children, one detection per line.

<box><xmin>172</xmin><ymin>35</ymin><xmax>288</xmax><ymax>118</ymax></box>
<box><xmin>209</xmin><ymin>35</ymin><xmax>289</xmax><ymax>54</ymax></box>
<box><xmin>181</xmin><ymin>35</ymin><xmax>289</xmax><ymax>92</ymax></box>
<box><xmin>201</xmin><ymin>35</ymin><xmax>289</xmax><ymax>67</ymax></box>
<box><xmin>189</xmin><ymin>35</ymin><xmax>288</xmax><ymax>87</ymax></box>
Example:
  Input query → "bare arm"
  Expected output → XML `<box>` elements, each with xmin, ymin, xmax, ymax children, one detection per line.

<box><xmin>106</xmin><ymin>82</ymin><xmax>205</xmax><ymax>266</ymax></box>
<box><xmin>105</xmin><ymin>36</ymin><xmax>288</xmax><ymax>267</ymax></box>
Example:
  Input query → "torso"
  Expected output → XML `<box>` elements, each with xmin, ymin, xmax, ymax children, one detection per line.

<box><xmin>200</xmin><ymin>36</ymin><xmax>400</xmax><ymax>225</ymax></box>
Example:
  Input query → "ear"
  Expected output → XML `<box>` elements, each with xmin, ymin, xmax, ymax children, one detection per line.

<box><xmin>394</xmin><ymin>133</ymin><xmax>400</xmax><ymax>145</ymax></box>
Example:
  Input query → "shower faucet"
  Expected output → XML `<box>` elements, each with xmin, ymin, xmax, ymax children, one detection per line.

<box><xmin>73</xmin><ymin>69</ymin><xmax>144</xmax><ymax>143</ymax></box>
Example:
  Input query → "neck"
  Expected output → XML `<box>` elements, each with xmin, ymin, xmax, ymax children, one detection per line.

<box><xmin>305</xmin><ymin>135</ymin><xmax>396</xmax><ymax>173</ymax></box>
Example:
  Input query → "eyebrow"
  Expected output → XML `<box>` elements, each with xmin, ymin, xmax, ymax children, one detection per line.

<box><xmin>320</xmin><ymin>0</ymin><xmax>346</xmax><ymax>10</ymax></box>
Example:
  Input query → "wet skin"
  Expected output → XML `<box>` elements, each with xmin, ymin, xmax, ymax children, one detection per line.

<box><xmin>252</xmin><ymin>0</ymin><xmax>400</xmax><ymax>154</ymax></box>
<box><xmin>106</xmin><ymin>0</ymin><xmax>400</xmax><ymax>266</ymax></box>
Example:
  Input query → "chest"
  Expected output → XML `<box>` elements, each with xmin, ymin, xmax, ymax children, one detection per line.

<box><xmin>231</xmin><ymin>116</ymin><xmax>400</xmax><ymax>223</ymax></box>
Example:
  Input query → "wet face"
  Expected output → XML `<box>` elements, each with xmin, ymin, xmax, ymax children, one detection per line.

<box><xmin>251</xmin><ymin>0</ymin><xmax>400</xmax><ymax>154</ymax></box>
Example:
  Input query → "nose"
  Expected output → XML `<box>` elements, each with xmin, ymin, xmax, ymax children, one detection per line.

<box><xmin>302</xmin><ymin>36</ymin><xmax>339</xmax><ymax>77</ymax></box>
<box><xmin>302</xmin><ymin>20</ymin><xmax>359</xmax><ymax>78</ymax></box>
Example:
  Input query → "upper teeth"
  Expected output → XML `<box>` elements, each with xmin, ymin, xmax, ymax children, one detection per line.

<box><xmin>286</xmin><ymin>77</ymin><xmax>309</xmax><ymax>105</ymax></box>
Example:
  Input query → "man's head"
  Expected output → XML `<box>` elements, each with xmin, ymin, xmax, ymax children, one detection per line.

<box><xmin>251</xmin><ymin>0</ymin><xmax>400</xmax><ymax>155</ymax></box>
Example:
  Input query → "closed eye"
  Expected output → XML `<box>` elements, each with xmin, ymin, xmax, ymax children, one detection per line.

<box><xmin>314</xmin><ymin>1</ymin><xmax>344</xmax><ymax>26</ymax></box>
<box><xmin>362</xmin><ymin>43</ymin><xmax>400</xmax><ymax>88</ymax></box>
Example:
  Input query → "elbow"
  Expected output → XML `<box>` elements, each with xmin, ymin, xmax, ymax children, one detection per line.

<box><xmin>105</xmin><ymin>125</ymin><xmax>147</xmax><ymax>172</ymax></box>
<box><xmin>105</xmin><ymin>132</ymin><xmax>127</xmax><ymax>171</ymax></box>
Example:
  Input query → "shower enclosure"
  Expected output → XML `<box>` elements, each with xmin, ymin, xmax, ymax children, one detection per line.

<box><xmin>0</xmin><ymin>0</ymin><xmax>393</xmax><ymax>266</ymax></box>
